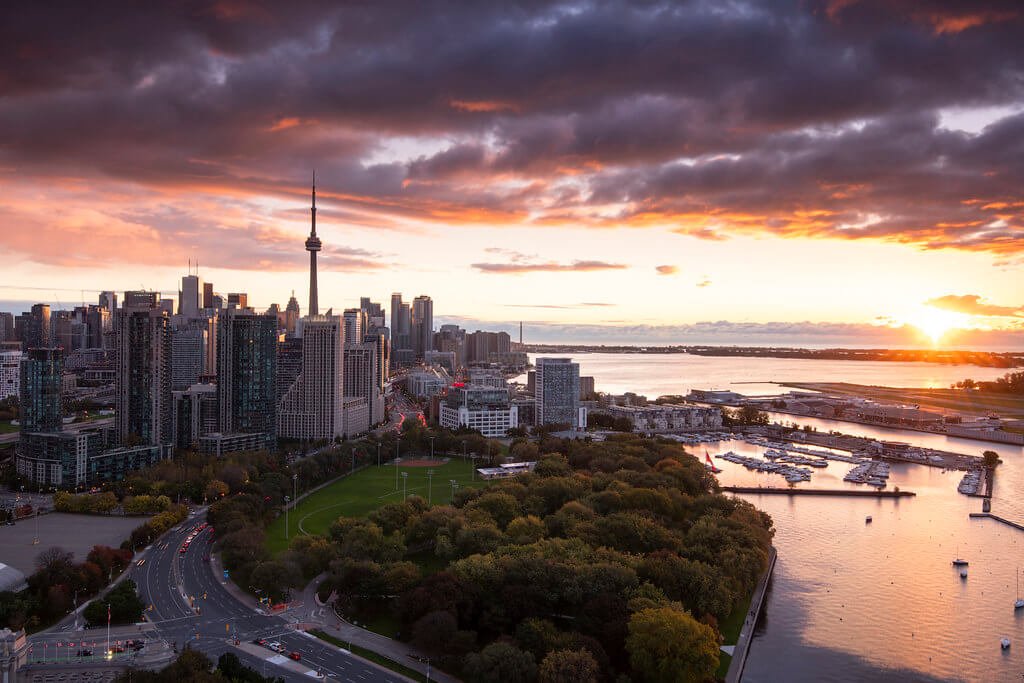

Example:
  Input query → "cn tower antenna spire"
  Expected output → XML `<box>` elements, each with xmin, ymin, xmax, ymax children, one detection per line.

<box><xmin>305</xmin><ymin>170</ymin><xmax>322</xmax><ymax>316</ymax></box>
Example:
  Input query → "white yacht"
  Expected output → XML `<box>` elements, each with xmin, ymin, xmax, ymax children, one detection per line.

<box><xmin>1000</xmin><ymin>637</ymin><xmax>1011</xmax><ymax>650</ymax></box>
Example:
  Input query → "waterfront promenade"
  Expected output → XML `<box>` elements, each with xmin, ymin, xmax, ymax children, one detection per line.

<box><xmin>725</xmin><ymin>546</ymin><xmax>777</xmax><ymax>683</ymax></box>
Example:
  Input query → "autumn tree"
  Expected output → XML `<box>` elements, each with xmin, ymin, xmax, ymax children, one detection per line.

<box><xmin>626</xmin><ymin>607</ymin><xmax>719</xmax><ymax>683</ymax></box>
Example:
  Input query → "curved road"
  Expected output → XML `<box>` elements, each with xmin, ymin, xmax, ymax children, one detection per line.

<box><xmin>33</xmin><ymin>509</ymin><xmax>408</xmax><ymax>682</ymax></box>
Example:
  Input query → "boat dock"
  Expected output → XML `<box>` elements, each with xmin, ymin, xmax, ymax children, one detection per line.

<box><xmin>724</xmin><ymin>486</ymin><xmax>915</xmax><ymax>498</ymax></box>
<box><xmin>969</xmin><ymin>512</ymin><xmax>1024</xmax><ymax>532</ymax></box>
<box><xmin>725</xmin><ymin>546</ymin><xmax>777</xmax><ymax>683</ymax></box>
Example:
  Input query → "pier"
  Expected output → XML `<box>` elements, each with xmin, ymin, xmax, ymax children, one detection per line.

<box><xmin>723</xmin><ymin>486</ymin><xmax>915</xmax><ymax>498</ymax></box>
<box><xmin>725</xmin><ymin>546</ymin><xmax>777</xmax><ymax>683</ymax></box>
<box><xmin>969</xmin><ymin>512</ymin><xmax>1024</xmax><ymax>532</ymax></box>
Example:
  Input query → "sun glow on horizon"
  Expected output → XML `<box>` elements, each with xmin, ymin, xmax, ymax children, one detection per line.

<box><xmin>906</xmin><ymin>307</ymin><xmax>972</xmax><ymax>345</ymax></box>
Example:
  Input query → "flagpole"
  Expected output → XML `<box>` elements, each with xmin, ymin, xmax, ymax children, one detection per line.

<box><xmin>106</xmin><ymin>603</ymin><xmax>110</xmax><ymax>658</ymax></box>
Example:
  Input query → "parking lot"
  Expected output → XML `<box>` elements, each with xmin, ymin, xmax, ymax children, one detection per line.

<box><xmin>0</xmin><ymin>513</ymin><xmax>145</xmax><ymax>575</ymax></box>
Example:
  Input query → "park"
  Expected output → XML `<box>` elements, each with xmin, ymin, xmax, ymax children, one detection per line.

<box><xmin>265</xmin><ymin>455</ymin><xmax>487</xmax><ymax>554</ymax></box>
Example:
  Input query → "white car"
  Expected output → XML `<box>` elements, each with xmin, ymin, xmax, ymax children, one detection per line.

<box><xmin>267</xmin><ymin>641</ymin><xmax>283</xmax><ymax>652</ymax></box>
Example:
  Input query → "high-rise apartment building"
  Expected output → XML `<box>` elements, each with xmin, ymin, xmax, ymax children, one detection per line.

<box><xmin>0</xmin><ymin>349</ymin><xmax>20</xmax><ymax>400</ymax></box>
<box><xmin>19</xmin><ymin>304</ymin><xmax>51</xmax><ymax>350</ymax></box>
<box><xmin>343</xmin><ymin>308</ymin><xmax>365</xmax><ymax>345</ymax></box>
<box><xmin>535</xmin><ymin>357</ymin><xmax>583</xmax><ymax>428</ymax></box>
<box><xmin>172</xmin><ymin>383</ymin><xmax>217</xmax><ymax>451</ymax></box>
<box><xmin>19</xmin><ymin>348</ymin><xmax>63</xmax><ymax>433</ymax></box>
<box><xmin>98</xmin><ymin>291</ymin><xmax>118</xmax><ymax>315</ymax></box>
<box><xmin>203</xmin><ymin>282</ymin><xmax>215</xmax><ymax>310</ymax></box>
<box><xmin>277</xmin><ymin>314</ymin><xmax>344</xmax><ymax>441</ymax></box>
<box><xmin>216</xmin><ymin>309</ymin><xmax>277</xmax><ymax>441</ymax></box>
<box><xmin>412</xmin><ymin>295</ymin><xmax>433</xmax><ymax>359</ymax></box>
<box><xmin>226</xmin><ymin>293</ymin><xmax>248</xmax><ymax>310</ymax></box>
<box><xmin>344</xmin><ymin>341</ymin><xmax>384</xmax><ymax>427</ymax></box>
<box><xmin>0</xmin><ymin>312</ymin><xmax>14</xmax><ymax>343</ymax></box>
<box><xmin>115</xmin><ymin>292</ymin><xmax>172</xmax><ymax>448</ymax></box>
<box><xmin>170</xmin><ymin>322</ymin><xmax>208</xmax><ymax>390</ymax></box>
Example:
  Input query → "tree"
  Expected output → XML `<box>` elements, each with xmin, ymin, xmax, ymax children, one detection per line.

<box><xmin>507</xmin><ymin>515</ymin><xmax>546</xmax><ymax>545</ymax></box>
<box><xmin>538</xmin><ymin>649</ymin><xmax>600</xmax><ymax>683</ymax></box>
<box><xmin>982</xmin><ymin>450</ymin><xmax>1001</xmax><ymax>468</ymax></box>
<box><xmin>411</xmin><ymin>609</ymin><xmax>458</xmax><ymax>655</ymax></box>
<box><xmin>626</xmin><ymin>607</ymin><xmax>718</xmax><ymax>683</ymax></box>
<box><xmin>249</xmin><ymin>560</ymin><xmax>301</xmax><ymax>602</ymax></box>
<box><xmin>463</xmin><ymin>642</ymin><xmax>537</xmax><ymax>683</ymax></box>
<box><xmin>204</xmin><ymin>479</ymin><xmax>229</xmax><ymax>501</ymax></box>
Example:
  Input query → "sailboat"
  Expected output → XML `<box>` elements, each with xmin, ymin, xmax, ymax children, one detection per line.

<box><xmin>704</xmin><ymin>450</ymin><xmax>722</xmax><ymax>474</ymax></box>
<box><xmin>951</xmin><ymin>548</ymin><xmax>968</xmax><ymax>567</ymax></box>
<box><xmin>1015</xmin><ymin>568</ymin><xmax>1024</xmax><ymax>610</ymax></box>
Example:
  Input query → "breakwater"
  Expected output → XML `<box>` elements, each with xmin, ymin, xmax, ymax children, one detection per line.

<box><xmin>724</xmin><ymin>486</ymin><xmax>915</xmax><ymax>498</ymax></box>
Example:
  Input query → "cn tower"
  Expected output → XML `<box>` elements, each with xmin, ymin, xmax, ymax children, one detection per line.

<box><xmin>305</xmin><ymin>171</ymin><xmax>322</xmax><ymax>316</ymax></box>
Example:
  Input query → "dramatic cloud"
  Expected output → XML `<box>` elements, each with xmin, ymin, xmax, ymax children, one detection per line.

<box><xmin>2</xmin><ymin>0</ymin><xmax>1024</xmax><ymax>269</ymax></box>
<box><xmin>472</xmin><ymin>260</ymin><xmax>627</xmax><ymax>275</ymax></box>
<box><xmin>655</xmin><ymin>265</ymin><xmax>678</xmax><ymax>275</ymax></box>
<box><xmin>926</xmin><ymin>294</ymin><xmax>1023</xmax><ymax>317</ymax></box>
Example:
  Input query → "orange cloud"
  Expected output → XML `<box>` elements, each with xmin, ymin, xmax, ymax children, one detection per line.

<box><xmin>449</xmin><ymin>99</ymin><xmax>519</xmax><ymax>113</ymax></box>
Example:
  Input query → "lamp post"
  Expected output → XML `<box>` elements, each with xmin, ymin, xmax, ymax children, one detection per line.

<box><xmin>462</xmin><ymin>441</ymin><xmax>467</xmax><ymax>461</ymax></box>
<box><xmin>449</xmin><ymin>479</ymin><xmax>458</xmax><ymax>503</ymax></box>
<box><xmin>401</xmin><ymin>472</ymin><xmax>408</xmax><ymax>500</ymax></box>
<box><xmin>471</xmin><ymin>454</ymin><xmax>478</xmax><ymax>481</ymax></box>
<box><xmin>32</xmin><ymin>508</ymin><xmax>39</xmax><ymax>545</ymax></box>
<box><xmin>376</xmin><ymin>443</ymin><xmax>382</xmax><ymax>467</ymax></box>
<box><xmin>427</xmin><ymin>470</ymin><xmax>434</xmax><ymax>505</ymax></box>
<box><xmin>428</xmin><ymin>436</ymin><xmax>435</xmax><ymax>461</ymax></box>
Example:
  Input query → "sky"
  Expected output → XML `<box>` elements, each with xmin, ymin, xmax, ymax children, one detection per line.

<box><xmin>2</xmin><ymin>0</ymin><xmax>1023</xmax><ymax>348</ymax></box>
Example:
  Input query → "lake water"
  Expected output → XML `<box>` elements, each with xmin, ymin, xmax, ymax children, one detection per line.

<box><xmin>520</xmin><ymin>352</ymin><xmax>1011</xmax><ymax>398</ymax></box>
<box><xmin>526</xmin><ymin>353</ymin><xmax>1023</xmax><ymax>682</ymax></box>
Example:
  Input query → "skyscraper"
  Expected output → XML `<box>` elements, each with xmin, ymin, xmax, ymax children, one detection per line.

<box><xmin>305</xmin><ymin>173</ymin><xmax>322</xmax><ymax>316</ymax></box>
<box><xmin>285</xmin><ymin>292</ymin><xmax>300</xmax><ymax>335</ymax></box>
<box><xmin>344</xmin><ymin>341</ymin><xmax>384</xmax><ymax>427</ymax></box>
<box><xmin>343</xmin><ymin>308</ymin><xmax>365</xmax><ymax>345</ymax></box>
<box><xmin>179</xmin><ymin>274</ymin><xmax>203</xmax><ymax>317</ymax></box>
<box><xmin>115</xmin><ymin>292</ymin><xmax>172</xmax><ymax>448</ymax></box>
<box><xmin>202</xmin><ymin>282</ymin><xmax>215</xmax><ymax>309</ymax></box>
<box><xmin>535</xmin><ymin>357</ymin><xmax>582</xmax><ymax>428</ymax></box>
<box><xmin>216</xmin><ymin>309</ymin><xmax>277</xmax><ymax>441</ymax></box>
<box><xmin>98</xmin><ymin>291</ymin><xmax>118</xmax><ymax>315</ymax></box>
<box><xmin>277</xmin><ymin>314</ymin><xmax>344</xmax><ymax>441</ymax></box>
<box><xmin>21</xmin><ymin>304</ymin><xmax>51</xmax><ymax>350</ymax></box>
<box><xmin>19</xmin><ymin>348</ymin><xmax>63</xmax><ymax>434</ymax></box>
<box><xmin>170</xmin><ymin>322</ymin><xmax>208</xmax><ymax>390</ymax></box>
<box><xmin>412</xmin><ymin>295</ymin><xmax>433</xmax><ymax>359</ymax></box>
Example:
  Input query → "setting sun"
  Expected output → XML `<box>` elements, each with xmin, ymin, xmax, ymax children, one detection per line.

<box><xmin>907</xmin><ymin>308</ymin><xmax>970</xmax><ymax>344</ymax></box>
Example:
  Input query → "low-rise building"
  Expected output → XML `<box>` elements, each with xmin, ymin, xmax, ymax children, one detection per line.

<box><xmin>606</xmin><ymin>403</ymin><xmax>723</xmax><ymax>433</ymax></box>
<box><xmin>407</xmin><ymin>366</ymin><xmax>452</xmax><ymax>398</ymax></box>
<box><xmin>440</xmin><ymin>384</ymin><xmax>518</xmax><ymax>437</ymax></box>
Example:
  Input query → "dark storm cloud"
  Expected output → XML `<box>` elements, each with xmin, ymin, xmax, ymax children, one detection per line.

<box><xmin>3</xmin><ymin>0</ymin><xmax>1024</xmax><ymax>263</ymax></box>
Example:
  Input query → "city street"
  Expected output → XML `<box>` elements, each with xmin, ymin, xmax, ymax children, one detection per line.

<box><xmin>31</xmin><ymin>508</ymin><xmax>409</xmax><ymax>683</ymax></box>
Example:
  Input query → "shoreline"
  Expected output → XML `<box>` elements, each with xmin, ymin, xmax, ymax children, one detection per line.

<box><xmin>725</xmin><ymin>546</ymin><xmax>777</xmax><ymax>683</ymax></box>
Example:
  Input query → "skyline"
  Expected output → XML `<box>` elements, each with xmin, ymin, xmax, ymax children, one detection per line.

<box><xmin>2</xmin><ymin>1</ymin><xmax>1023</xmax><ymax>347</ymax></box>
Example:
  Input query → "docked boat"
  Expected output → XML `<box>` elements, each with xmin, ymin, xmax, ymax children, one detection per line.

<box><xmin>960</xmin><ymin>569</ymin><xmax>968</xmax><ymax>579</ymax></box>
<box><xmin>1015</xmin><ymin>568</ymin><xmax>1024</xmax><ymax>610</ymax></box>
<box><xmin>1001</xmin><ymin>637</ymin><xmax>1011</xmax><ymax>650</ymax></box>
<box><xmin>865</xmin><ymin>516</ymin><xmax>872</xmax><ymax>524</ymax></box>
<box><xmin>952</xmin><ymin>555</ymin><xmax>968</xmax><ymax>567</ymax></box>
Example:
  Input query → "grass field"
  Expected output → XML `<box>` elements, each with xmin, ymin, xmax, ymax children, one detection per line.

<box><xmin>0</xmin><ymin>421</ymin><xmax>18</xmax><ymax>434</ymax></box>
<box><xmin>265</xmin><ymin>457</ymin><xmax>487</xmax><ymax>554</ymax></box>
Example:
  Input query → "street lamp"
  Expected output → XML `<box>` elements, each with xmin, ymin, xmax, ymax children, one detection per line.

<box><xmin>286</xmin><ymin>473</ymin><xmax>297</xmax><ymax>540</ymax></box>
<box><xmin>471</xmin><ymin>454</ymin><xmax>478</xmax><ymax>481</ymax></box>
<box><xmin>376</xmin><ymin>443</ymin><xmax>382</xmax><ymax>467</ymax></box>
<box><xmin>449</xmin><ymin>479</ymin><xmax>458</xmax><ymax>503</ymax></box>
<box><xmin>426</xmin><ymin>470</ymin><xmax>434</xmax><ymax>505</ymax></box>
<box><xmin>428</xmin><ymin>436</ymin><xmax>435</xmax><ymax>461</ymax></box>
<box><xmin>401</xmin><ymin>472</ymin><xmax>408</xmax><ymax>500</ymax></box>
<box><xmin>462</xmin><ymin>441</ymin><xmax>467</xmax><ymax>461</ymax></box>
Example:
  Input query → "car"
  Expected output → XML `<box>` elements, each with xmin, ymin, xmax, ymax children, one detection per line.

<box><xmin>252</xmin><ymin>638</ymin><xmax>267</xmax><ymax>646</ymax></box>
<box><xmin>267</xmin><ymin>641</ymin><xmax>282</xmax><ymax>652</ymax></box>
<box><xmin>76</xmin><ymin>649</ymin><xmax>93</xmax><ymax>657</ymax></box>
<box><xmin>179</xmin><ymin>548</ymin><xmax>187</xmax><ymax>554</ymax></box>
<box><xmin>288</xmin><ymin>652</ymin><xmax>301</xmax><ymax>661</ymax></box>
<box><xmin>110</xmin><ymin>645</ymin><xmax>125</xmax><ymax>653</ymax></box>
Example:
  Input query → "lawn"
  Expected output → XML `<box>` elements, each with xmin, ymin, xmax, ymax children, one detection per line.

<box><xmin>715</xmin><ymin>593</ymin><xmax>752</xmax><ymax>679</ymax></box>
<box><xmin>265</xmin><ymin>457</ymin><xmax>487</xmax><ymax>554</ymax></box>
<box><xmin>0</xmin><ymin>421</ymin><xmax>18</xmax><ymax>434</ymax></box>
